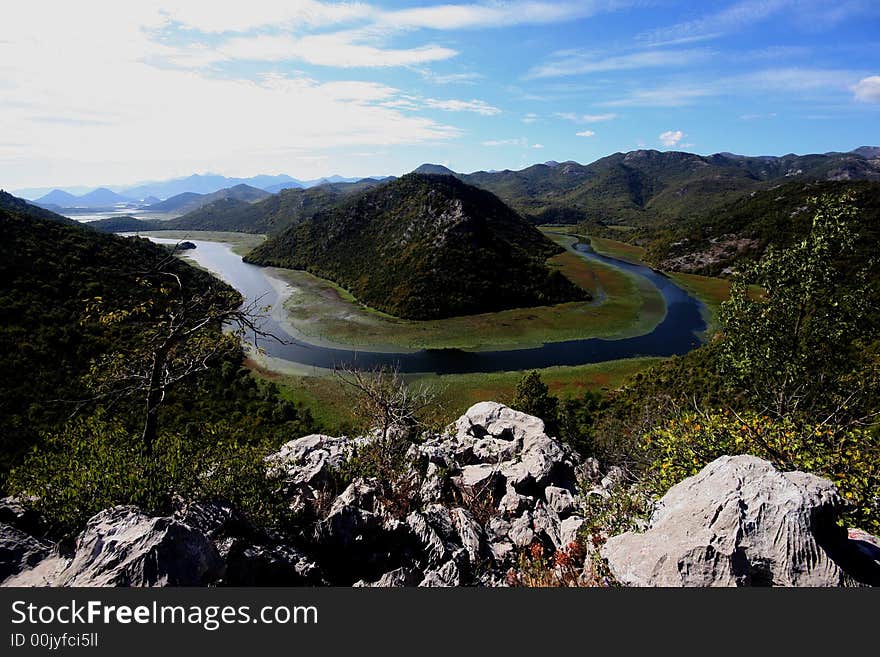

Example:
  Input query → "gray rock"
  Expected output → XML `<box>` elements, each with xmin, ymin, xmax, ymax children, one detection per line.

<box><xmin>223</xmin><ymin>542</ymin><xmax>322</xmax><ymax>586</ymax></box>
<box><xmin>0</xmin><ymin>522</ymin><xmax>51</xmax><ymax>583</ymax></box>
<box><xmin>458</xmin><ymin>463</ymin><xmax>499</xmax><ymax>489</ymax></box>
<box><xmin>452</xmin><ymin>401</ymin><xmax>546</xmax><ymax>443</ymax></box>
<box><xmin>268</xmin><ymin>434</ymin><xmax>351</xmax><ymax>489</ymax></box>
<box><xmin>419</xmin><ymin>558</ymin><xmax>461</xmax><ymax>587</ymax></box>
<box><xmin>451</xmin><ymin>508</ymin><xmax>483</xmax><ymax>565</ymax></box>
<box><xmin>46</xmin><ymin>506</ymin><xmax>222</xmax><ymax>587</ymax></box>
<box><xmin>602</xmin><ymin>456</ymin><xmax>850</xmax><ymax>587</ymax></box>
<box><xmin>560</xmin><ymin>516</ymin><xmax>585</xmax><ymax>546</ymax></box>
<box><xmin>355</xmin><ymin>567</ymin><xmax>423</xmax><ymax>587</ymax></box>
<box><xmin>508</xmin><ymin>512</ymin><xmax>534</xmax><ymax>548</ymax></box>
<box><xmin>532</xmin><ymin>501</ymin><xmax>562</xmax><ymax>549</ymax></box>
<box><xmin>406</xmin><ymin>510</ymin><xmax>450</xmax><ymax>569</ymax></box>
<box><xmin>545</xmin><ymin>486</ymin><xmax>577</xmax><ymax>518</ymax></box>
<box><xmin>498</xmin><ymin>485</ymin><xmax>531</xmax><ymax>517</ymax></box>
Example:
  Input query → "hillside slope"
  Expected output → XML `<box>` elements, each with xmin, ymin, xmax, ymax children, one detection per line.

<box><xmin>245</xmin><ymin>174</ymin><xmax>588</xmax><ymax>319</ymax></box>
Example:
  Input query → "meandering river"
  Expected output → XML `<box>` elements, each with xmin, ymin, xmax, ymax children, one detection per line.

<box><xmin>147</xmin><ymin>237</ymin><xmax>707</xmax><ymax>374</ymax></box>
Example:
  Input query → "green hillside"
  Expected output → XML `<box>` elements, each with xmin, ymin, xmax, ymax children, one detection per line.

<box><xmin>246</xmin><ymin>173</ymin><xmax>588</xmax><ymax>319</ymax></box>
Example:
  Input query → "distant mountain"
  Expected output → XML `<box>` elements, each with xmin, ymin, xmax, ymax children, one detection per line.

<box><xmin>122</xmin><ymin>174</ymin><xmax>296</xmax><ymax>200</ymax></box>
<box><xmin>34</xmin><ymin>189</ymin><xmax>80</xmax><ymax>206</ymax></box>
<box><xmin>852</xmin><ymin>146</ymin><xmax>880</xmax><ymax>159</ymax></box>
<box><xmin>32</xmin><ymin>187</ymin><xmax>134</xmax><ymax>209</ymax></box>
<box><xmin>0</xmin><ymin>191</ymin><xmax>75</xmax><ymax>224</ymax></box>
<box><xmin>245</xmin><ymin>174</ymin><xmax>587</xmax><ymax>320</ymax></box>
<box><xmin>263</xmin><ymin>181</ymin><xmax>305</xmax><ymax>194</ymax></box>
<box><xmin>412</xmin><ymin>163</ymin><xmax>457</xmax><ymax>176</ymax></box>
<box><xmin>163</xmin><ymin>180</ymin><xmax>382</xmax><ymax>234</ymax></box>
<box><xmin>145</xmin><ymin>192</ymin><xmax>204</xmax><ymax>214</ymax></box>
<box><xmin>144</xmin><ymin>184</ymin><xmax>271</xmax><ymax>216</ymax></box>
<box><xmin>76</xmin><ymin>188</ymin><xmax>134</xmax><ymax>206</ymax></box>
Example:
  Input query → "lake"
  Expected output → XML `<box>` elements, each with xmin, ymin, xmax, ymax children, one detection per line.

<box><xmin>146</xmin><ymin>237</ymin><xmax>707</xmax><ymax>374</ymax></box>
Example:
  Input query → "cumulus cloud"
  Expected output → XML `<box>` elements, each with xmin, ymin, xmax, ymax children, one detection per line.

<box><xmin>853</xmin><ymin>76</ymin><xmax>880</xmax><ymax>102</ymax></box>
<box><xmin>0</xmin><ymin>3</ymin><xmax>462</xmax><ymax>187</ymax></box>
<box><xmin>576</xmin><ymin>130</ymin><xmax>596</xmax><ymax>137</ymax></box>
<box><xmin>532</xmin><ymin>143</ymin><xmax>545</xmax><ymax>149</ymax></box>
<box><xmin>482</xmin><ymin>138</ymin><xmax>527</xmax><ymax>147</ymax></box>
<box><xmin>659</xmin><ymin>130</ymin><xmax>685</xmax><ymax>147</ymax></box>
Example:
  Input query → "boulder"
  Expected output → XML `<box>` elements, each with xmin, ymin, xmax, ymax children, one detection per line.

<box><xmin>33</xmin><ymin>506</ymin><xmax>224</xmax><ymax>587</ymax></box>
<box><xmin>602</xmin><ymin>456</ymin><xmax>850</xmax><ymax>587</ymax></box>
<box><xmin>451</xmin><ymin>401</ymin><xmax>545</xmax><ymax>443</ymax></box>
<box><xmin>0</xmin><ymin>522</ymin><xmax>51</xmax><ymax>583</ymax></box>
<box><xmin>354</xmin><ymin>567</ymin><xmax>423</xmax><ymax>587</ymax></box>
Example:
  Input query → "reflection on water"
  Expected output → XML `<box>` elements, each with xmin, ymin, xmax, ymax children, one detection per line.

<box><xmin>146</xmin><ymin>237</ymin><xmax>707</xmax><ymax>374</ymax></box>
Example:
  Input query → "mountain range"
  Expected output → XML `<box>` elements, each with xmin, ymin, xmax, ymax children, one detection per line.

<box><xmin>19</xmin><ymin>173</ymin><xmax>392</xmax><ymax>207</ymax></box>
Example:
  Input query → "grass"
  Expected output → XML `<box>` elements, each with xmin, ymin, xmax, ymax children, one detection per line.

<box><xmin>246</xmin><ymin>356</ymin><xmax>663</xmax><ymax>434</ymax></box>
<box><xmin>267</xmin><ymin>236</ymin><xmax>666</xmax><ymax>352</ymax></box>
<box><xmin>586</xmin><ymin>236</ymin><xmax>647</xmax><ymax>264</ymax></box>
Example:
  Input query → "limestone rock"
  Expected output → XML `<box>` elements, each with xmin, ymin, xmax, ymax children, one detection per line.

<box><xmin>602</xmin><ymin>456</ymin><xmax>849</xmax><ymax>587</ymax></box>
<box><xmin>56</xmin><ymin>506</ymin><xmax>221</xmax><ymax>587</ymax></box>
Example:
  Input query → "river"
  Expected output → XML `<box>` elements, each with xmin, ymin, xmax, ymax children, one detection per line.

<box><xmin>146</xmin><ymin>237</ymin><xmax>707</xmax><ymax>374</ymax></box>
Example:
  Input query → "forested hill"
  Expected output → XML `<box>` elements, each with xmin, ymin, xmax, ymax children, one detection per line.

<box><xmin>0</xmin><ymin>190</ymin><xmax>76</xmax><ymax>224</ymax></box>
<box><xmin>246</xmin><ymin>173</ymin><xmax>588</xmax><ymax>319</ymax></box>
<box><xmin>0</xmin><ymin>207</ymin><xmax>229</xmax><ymax>480</ymax></box>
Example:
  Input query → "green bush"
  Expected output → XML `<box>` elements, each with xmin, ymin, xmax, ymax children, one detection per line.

<box><xmin>643</xmin><ymin>410</ymin><xmax>880</xmax><ymax>533</ymax></box>
<box><xmin>8</xmin><ymin>412</ymin><xmax>291</xmax><ymax>537</ymax></box>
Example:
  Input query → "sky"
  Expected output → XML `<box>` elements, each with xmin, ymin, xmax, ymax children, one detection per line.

<box><xmin>2</xmin><ymin>0</ymin><xmax>879</xmax><ymax>191</ymax></box>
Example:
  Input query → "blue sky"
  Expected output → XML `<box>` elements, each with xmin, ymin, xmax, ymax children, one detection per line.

<box><xmin>2</xmin><ymin>0</ymin><xmax>879</xmax><ymax>190</ymax></box>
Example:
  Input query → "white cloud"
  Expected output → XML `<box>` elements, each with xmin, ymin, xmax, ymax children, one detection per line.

<box><xmin>424</xmin><ymin>71</ymin><xmax>485</xmax><ymax>84</ymax></box>
<box><xmin>555</xmin><ymin>112</ymin><xmax>617</xmax><ymax>123</ymax></box>
<box><xmin>382</xmin><ymin>2</ymin><xmax>625</xmax><ymax>31</ymax></box>
<box><xmin>603</xmin><ymin>86</ymin><xmax>713</xmax><ymax>107</ymax></box>
<box><xmin>527</xmin><ymin>48</ymin><xmax>709</xmax><ymax>79</ymax></box>
<box><xmin>576</xmin><ymin>130</ymin><xmax>596</xmax><ymax>137</ymax></box>
<box><xmin>532</xmin><ymin>143</ymin><xmax>545</xmax><ymax>149</ymax></box>
<box><xmin>853</xmin><ymin>76</ymin><xmax>880</xmax><ymax>103</ymax></box>
<box><xmin>640</xmin><ymin>0</ymin><xmax>792</xmax><ymax>45</ymax></box>
<box><xmin>0</xmin><ymin>3</ymin><xmax>461</xmax><ymax>187</ymax></box>
<box><xmin>482</xmin><ymin>138</ymin><xmax>528</xmax><ymax>147</ymax></box>
<box><xmin>659</xmin><ymin>130</ymin><xmax>685</xmax><ymax>147</ymax></box>
<box><xmin>161</xmin><ymin>1</ymin><xmax>373</xmax><ymax>33</ymax></box>
<box><xmin>208</xmin><ymin>32</ymin><xmax>457</xmax><ymax>67</ymax></box>
<box><xmin>522</xmin><ymin>113</ymin><xmax>539</xmax><ymax>123</ymax></box>
<box><xmin>425</xmin><ymin>98</ymin><xmax>501</xmax><ymax>115</ymax></box>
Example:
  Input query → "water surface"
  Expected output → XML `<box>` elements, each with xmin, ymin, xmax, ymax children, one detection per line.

<box><xmin>147</xmin><ymin>237</ymin><xmax>706</xmax><ymax>374</ymax></box>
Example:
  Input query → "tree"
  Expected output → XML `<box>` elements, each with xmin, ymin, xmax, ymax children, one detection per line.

<box><xmin>512</xmin><ymin>370</ymin><xmax>558</xmax><ymax>433</ymax></box>
<box><xmin>719</xmin><ymin>192</ymin><xmax>878</xmax><ymax>424</ymax></box>
<box><xmin>82</xmin><ymin>242</ymin><xmax>276</xmax><ymax>454</ymax></box>
<box><xmin>333</xmin><ymin>364</ymin><xmax>437</xmax><ymax>442</ymax></box>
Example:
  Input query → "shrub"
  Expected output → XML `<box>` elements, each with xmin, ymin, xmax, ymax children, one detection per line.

<box><xmin>643</xmin><ymin>410</ymin><xmax>880</xmax><ymax>533</ymax></box>
<box><xmin>8</xmin><ymin>412</ymin><xmax>291</xmax><ymax>537</ymax></box>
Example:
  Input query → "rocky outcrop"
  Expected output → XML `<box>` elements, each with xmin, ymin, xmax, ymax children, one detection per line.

<box><xmin>4</xmin><ymin>405</ymin><xmax>877</xmax><ymax>588</ymax></box>
<box><xmin>5</xmin><ymin>506</ymin><xmax>223</xmax><ymax>587</ymax></box>
<box><xmin>602</xmin><ymin>455</ymin><xmax>859</xmax><ymax>586</ymax></box>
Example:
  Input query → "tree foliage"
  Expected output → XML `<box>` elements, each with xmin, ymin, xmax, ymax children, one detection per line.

<box><xmin>719</xmin><ymin>192</ymin><xmax>878</xmax><ymax>422</ymax></box>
